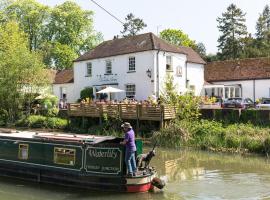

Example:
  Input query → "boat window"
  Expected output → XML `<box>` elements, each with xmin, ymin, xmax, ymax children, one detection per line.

<box><xmin>18</xmin><ymin>144</ymin><xmax>29</xmax><ymax>160</ymax></box>
<box><xmin>54</xmin><ymin>147</ymin><xmax>76</xmax><ymax>166</ymax></box>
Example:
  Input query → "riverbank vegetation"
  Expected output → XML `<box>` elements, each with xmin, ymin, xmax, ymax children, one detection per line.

<box><xmin>152</xmin><ymin>75</ymin><xmax>270</xmax><ymax>156</ymax></box>
<box><xmin>152</xmin><ymin>120</ymin><xmax>270</xmax><ymax>155</ymax></box>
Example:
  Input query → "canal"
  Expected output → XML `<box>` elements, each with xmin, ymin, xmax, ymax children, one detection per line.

<box><xmin>0</xmin><ymin>148</ymin><xmax>270</xmax><ymax>200</ymax></box>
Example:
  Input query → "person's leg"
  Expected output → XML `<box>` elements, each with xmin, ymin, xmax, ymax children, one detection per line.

<box><xmin>125</xmin><ymin>151</ymin><xmax>133</xmax><ymax>175</ymax></box>
<box><xmin>130</xmin><ymin>152</ymin><xmax>137</xmax><ymax>175</ymax></box>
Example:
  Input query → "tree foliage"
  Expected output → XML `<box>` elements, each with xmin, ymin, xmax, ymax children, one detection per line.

<box><xmin>0</xmin><ymin>0</ymin><xmax>103</xmax><ymax>69</ymax></box>
<box><xmin>160</xmin><ymin>29</ymin><xmax>197</xmax><ymax>48</ymax></box>
<box><xmin>160</xmin><ymin>29</ymin><xmax>207</xmax><ymax>59</ymax></box>
<box><xmin>160</xmin><ymin>75</ymin><xmax>201</xmax><ymax>121</ymax></box>
<box><xmin>217</xmin><ymin>4</ymin><xmax>248</xmax><ymax>60</ymax></box>
<box><xmin>0</xmin><ymin>21</ymin><xmax>50</xmax><ymax>123</ymax></box>
<box><xmin>121</xmin><ymin>13</ymin><xmax>147</xmax><ymax>37</ymax></box>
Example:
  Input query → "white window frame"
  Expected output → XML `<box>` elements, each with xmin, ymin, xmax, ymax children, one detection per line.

<box><xmin>128</xmin><ymin>57</ymin><xmax>136</xmax><ymax>72</ymax></box>
<box><xmin>105</xmin><ymin>60</ymin><xmax>112</xmax><ymax>74</ymax></box>
<box><xmin>176</xmin><ymin>66</ymin><xmax>182</xmax><ymax>77</ymax></box>
<box><xmin>60</xmin><ymin>87</ymin><xmax>67</xmax><ymax>99</ymax></box>
<box><xmin>166</xmin><ymin>56</ymin><xmax>173</xmax><ymax>71</ymax></box>
<box><xmin>125</xmin><ymin>84</ymin><xmax>136</xmax><ymax>99</ymax></box>
<box><xmin>86</xmin><ymin>62</ymin><xmax>92</xmax><ymax>77</ymax></box>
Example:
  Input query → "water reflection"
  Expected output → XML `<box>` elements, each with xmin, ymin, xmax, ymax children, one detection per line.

<box><xmin>152</xmin><ymin>148</ymin><xmax>270</xmax><ymax>200</ymax></box>
<box><xmin>0</xmin><ymin>149</ymin><xmax>270</xmax><ymax>199</ymax></box>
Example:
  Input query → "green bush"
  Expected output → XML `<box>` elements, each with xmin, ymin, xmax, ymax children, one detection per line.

<box><xmin>15</xmin><ymin>115</ymin><xmax>68</xmax><ymax>129</ymax></box>
<box><xmin>80</xmin><ymin>87</ymin><xmax>94</xmax><ymax>100</ymax></box>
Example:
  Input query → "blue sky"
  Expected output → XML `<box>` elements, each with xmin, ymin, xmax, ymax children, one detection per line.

<box><xmin>37</xmin><ymin>0</ymin><xmax>269</xmax><ymax>54</ymax></box>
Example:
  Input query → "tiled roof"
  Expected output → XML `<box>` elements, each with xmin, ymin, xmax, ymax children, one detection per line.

<box><xmin>54</xmin><ymin>69</ymin><xmax>74</xmax><ymax>84</ymax></box>
<box><xmin>75</xmin><ymin>32</ymin><xmax>205</xmax><ymax>64</ymax></box>
<box><xmin>205</xmin><ymin>57</ymin><xmax>270</xmax><ymax>82</ymax></box>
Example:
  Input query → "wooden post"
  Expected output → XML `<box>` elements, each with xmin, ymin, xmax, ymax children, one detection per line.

<box><xmin>136</xmin><ymin>105</ymin><xmax>140</xmax><ymax>134</ymax></box>
<box><xmin>160</xmin><ymin>105</ymin><xmax>164</xmax><ymax>129</ymax></box>
<box><xmin>82</xmin><ymin>117</ymin><xmax>85</xmax><ymax>129</ymax></box>
<box><xmin>99</xmin><ymin>104</ymin><xmax>102</xmax><ymax>125</ymax></box>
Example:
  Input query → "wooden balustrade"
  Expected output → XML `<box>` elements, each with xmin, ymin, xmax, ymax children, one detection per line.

<box><xmin>67</xmin><ymin>103</ymin><xmax>176</xmax><ymax>122</ymax></box>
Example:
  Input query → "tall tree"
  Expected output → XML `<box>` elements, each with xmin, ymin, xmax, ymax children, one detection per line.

<box><xmin>254</xmin><ymin>5</ymin><xmax>270</xmax><ymax>57</ymax></box>
<box><xmin>217</xmin><ymin>4</ymin><xmax>248</xmax><ymax>60</ymax></box>
<box><xmin>121</xmin><ymin>13</ymin><xmax>147</xmax><ymax>37</ymax></box>
<box><xmin>3</xmin><ymin>0</ymin><xmax>49</xmax><ymax>51</ymax></box>
<box><xmin>0</xmin><ymin>21</ymin><xmax>50</xmax><ymax>123</ymax></box>
<box><xmin>160</xmin><ymin>29</ymin><xmax>207</xmax><ymax>59</ymax></box>
<box><xmin>160</xmin><ymin>29</ymin><xmax>197</xmax><ymax>48</ymax></box>
<box><xmin>1</xmin><ymin>0</ymin><xmax>103</xmax><ymax>69</ymax></box>
<box><xmin>256</xmin><ymin>5</ymin><xmax>270</xmax><ymax>39</ymax></box>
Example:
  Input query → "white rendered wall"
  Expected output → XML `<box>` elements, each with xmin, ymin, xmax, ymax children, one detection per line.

<box><xmin>156</xmin><ymin>51</ymin><xmax>187</xmax><ymax>96</ymax></box>
<box><xmin>187</xmin><ymin>63</ymin><xmax>204</xmax><ymax>96</ymax></box>
<box><xmin>53</xmin><ymin>83</ymin><xmax>75</xmax><ymax>103</ymax></box>
<box><xmin>253</xmin><ymin>79</ymin><xmax>270</xmax><ymax>99</ymax></box>
<box><xmin>73</xmin><ymin>50</ymin><xmax>204</xmax><ymax>102</ymax></box>
<box><xmin>73</xmin><ymin>51</ymin><xmax>156</xmax><ymax>101</ymax></box>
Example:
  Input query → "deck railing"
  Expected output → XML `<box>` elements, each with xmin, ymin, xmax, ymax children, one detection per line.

<box><xmin>67</xmin><ymin>103</ymin><xmax>176</xmax><ymax>122</ymax></box>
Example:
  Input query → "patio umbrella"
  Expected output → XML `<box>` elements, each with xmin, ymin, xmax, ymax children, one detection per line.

<box><xmin>96</xmin><ymin>86</ymin><xmax>124</xmax><ymax>100</ymax></box>
<box><xmin>96</xmin><ymin>86</ymin><xmax>124</xmax><ymax>94</ymax></box>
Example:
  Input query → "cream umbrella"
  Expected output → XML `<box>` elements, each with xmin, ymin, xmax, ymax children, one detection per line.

<box><xmin>96</xmin><ymin>86</ymin><xmax>124</xmax><ymax>100</ymax></box>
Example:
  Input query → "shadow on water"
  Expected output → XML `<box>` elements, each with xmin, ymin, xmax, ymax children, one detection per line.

<box><xmin>1</xmin><ymin>148</ymin><xmax>270</xmax><ymax>199</ymax></box>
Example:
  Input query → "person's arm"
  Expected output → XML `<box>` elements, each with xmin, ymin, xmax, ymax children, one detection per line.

<box><xmin>120</xmin><ymin>140</ymin><xmax>127</xmax><ymax>145</ymax></box>
<box><xmin>120</xmin><ymin>133</ymin><xmax>129</xmax><ymax>145</ymax></box>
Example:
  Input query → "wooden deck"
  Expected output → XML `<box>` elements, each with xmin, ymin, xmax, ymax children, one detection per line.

<box><xmin>67</xmin><ymin>103</ymin><xmax>175</xmax><ymax>126</ymax></box>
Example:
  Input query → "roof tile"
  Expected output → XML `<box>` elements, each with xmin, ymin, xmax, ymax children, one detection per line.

<box><xmin>75</xmin><ymin>32</ymin><xmax>205</xmax><ymax>64</ymax></box>
<box><xmin>205</xmin><ymin>57</ymin><xmax>270</xmax><ymax>82</ymax></box>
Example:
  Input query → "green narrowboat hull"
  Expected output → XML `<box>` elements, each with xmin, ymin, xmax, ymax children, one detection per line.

<box><xmin>0</xmin><ymin>131</ymin><xmax>157</xmax><ymax>192</ymax></box>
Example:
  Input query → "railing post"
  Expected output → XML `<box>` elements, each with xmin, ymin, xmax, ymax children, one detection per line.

<box><xmin>136</xmin><ymin>105</ymin><xmax>140</xmax><ymax>133</ymax></box>
<box><xmin>160</xmin><ymin>105</ymin><xmax>164</xmax><ymax>128</ymax></box>
<box><xmin>99</xmin><ymin>104</ymin><xmax>102</xmax><ymax>125</ymax></box>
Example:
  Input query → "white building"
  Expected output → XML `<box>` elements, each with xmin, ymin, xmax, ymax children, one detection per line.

<box><xmin>204</xmin><ymin>57</ymin><xmax>270</xmax><ymax>101</ymax></box>
<box><xmin>53</xmin><ymin>33</ymin><xmax>205</xmax><ymax>102</ymax></box>
<box><xmin>52</xmin><ymin>69</ymin><xmax>75</xmax><ymax>103</ymax></box>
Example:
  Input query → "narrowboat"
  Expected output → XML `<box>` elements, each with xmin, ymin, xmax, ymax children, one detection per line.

<box><xmin>0</xmin><ymin>129</ymin><xmax>164</xmax><ymax>192</ymax></box>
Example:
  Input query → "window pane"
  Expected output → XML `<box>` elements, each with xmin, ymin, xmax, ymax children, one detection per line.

<box><xmin>54</xmin><ymin>148</ymin><xmax>76</xmax><ymax>166</ymax></box>
<box><xmin>87</xmin><ymin>62</ymin><xmax>92</xmax><ymax>76</ymax></box>
<box><xmin>129</xmin><ymin>57</ymin><xmax>135</xmax><ymax>71</ymax></box>
<box><xmin>166</xmin><ymin>56</ymin><xmax>172</xmax><ymax>71</ymax></box>
<box><xmin>125</xmin><ymin>84</ymin><xmax>136</xmax><ymax>98</ymax></box>
<box><xmin>106</xmin><ymin>60</ymin><xmax>112</xmax><ymax>74</ymax></box>
<box><xmin>18</xmin><ymin>144</ymin><xmax>28</xmax><ymax>160</ymax></box>
<box><xmin>235</xmin><ymin>88</ymin><xmax>240</xmax><ymax>97</ymax></box>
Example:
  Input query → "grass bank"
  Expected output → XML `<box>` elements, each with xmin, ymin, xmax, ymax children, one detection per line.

<box><xmin>152</xmin><ymin>120</ymin><xmax>270</xmax><ymax>156</ymax></box>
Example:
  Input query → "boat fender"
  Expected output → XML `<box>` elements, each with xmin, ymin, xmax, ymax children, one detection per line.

<box><xmin>151</xmin><ymin>177</ymin><xmax>165</xmax><ymax>189</ymax></box>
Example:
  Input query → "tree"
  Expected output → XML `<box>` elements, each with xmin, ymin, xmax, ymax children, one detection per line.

<box><xmin>160</xmin><ymin>29</ymin><xmax>207</xmax><ymax>59</ymax></box>
<box><xmin>0</xmin><ymin>21</ymin><xmax>50</xmax><ymax>123</ymax></box>
<box><xmin>1</xmin><ymin>0</ymin><xmax>103</xmax><ymax>69</ymax></box>
<box><xmin>51</xmin><ymin>42</ymin><xmax>78</xmax><ymax>69</ymax></box>
<box><xmin>121</xmin><ymin>13</ymin><xmax>147</xmax><ymax>37</ymax></box>
<box><xmin>160</xmin><ymin>29</ymin><xmax>197</xmax><ymax>48</ymax></box>
<box><xmin>217</xmin><ymin>4</ymin><xmax>248</xmax><ymax>60</ymax></box>
<box><xmin>194</xmin><ymin>42</ymin><xmax>207</xmax><ymax>59</ymax></box>
<box><xmin>256</xmin><ymin>5</ymin><xmax>270</xmax><ymax>39</ymax></box>
<box><xmin>3</xmin><ymin>0</ymin><xmax>49</xmax><ymax>51</ymax></box>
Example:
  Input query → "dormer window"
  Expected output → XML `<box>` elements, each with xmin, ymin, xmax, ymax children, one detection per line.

<box><xmin>166</xmin><ymin>56</ymin><xmax>172</xmax><ymax>71</ymax></box>
<box><xmin>105</xmin><ymin>60</ymin><xmax>112</xmax><ymax>74</ymax></box>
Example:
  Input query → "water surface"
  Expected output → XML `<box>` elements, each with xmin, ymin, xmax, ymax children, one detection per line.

<box><xmin>0</xmin><ymin>149</ymin><xmax>270</xmax><ymax>200</ymax></box>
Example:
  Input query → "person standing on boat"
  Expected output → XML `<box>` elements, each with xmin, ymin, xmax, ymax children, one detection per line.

<box><xmin>120</xmin><ymin>122</ymin><xmax>137</xmax><ymax>176</ymax></box>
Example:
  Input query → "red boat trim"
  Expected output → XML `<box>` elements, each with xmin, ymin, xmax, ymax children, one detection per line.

<box><xmin>126</xmin><ymin>182</ymin><xmax>152</xmax><ymax>193</ymax></box>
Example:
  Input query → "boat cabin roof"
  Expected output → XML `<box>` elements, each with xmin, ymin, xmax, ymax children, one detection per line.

<box><xmin>0</xmin><ymin>129</ymin><xmax>116</xmax><ymax>144</ymax></box>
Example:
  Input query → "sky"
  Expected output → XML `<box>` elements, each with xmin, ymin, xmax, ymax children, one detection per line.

<box><xmin>37</xmin><ymin>0</ymin><xmax>270</xmax><ymax>54</ymax></box>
